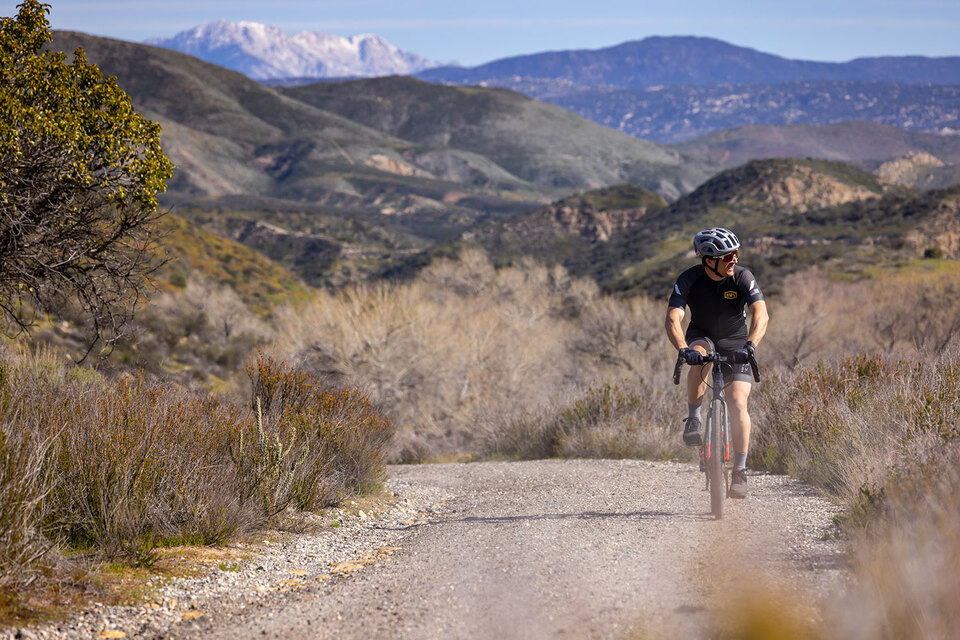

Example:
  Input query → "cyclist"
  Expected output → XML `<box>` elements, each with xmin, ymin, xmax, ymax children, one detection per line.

<box><xmin>664</xmin><ymin>227</ymin><xmax>768</xmax><ymax>499</ymax></box>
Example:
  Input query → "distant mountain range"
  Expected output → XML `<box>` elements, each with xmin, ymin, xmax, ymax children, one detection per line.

<box><xmin>415</xmin><ymin>37</ymin><xmax>960</xmax><ymax>142</ymax></box>
<box><xmin>523</xmin><ymin>80</ymin><xmax>960</xmax><ymax>143</ymax></box>
<box><xmin>142</xmin><ymin>27</ymin><xmax>960</xmax><ymax>142</ymax></box>
<box><xmin>416</xmin><ymin>36</ymin><xmax>960</xmax><ymax>87</ymax></box>
<box><xmin>146</xmin><ymin>20</ymin><xmax>441</xmax><ymax>80</ymax></box>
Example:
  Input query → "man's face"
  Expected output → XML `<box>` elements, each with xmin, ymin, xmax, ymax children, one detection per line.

<box><xmin>709</xmin><ymin>250</ymin><xmax>738</xmax><ymax>276</ymax></box>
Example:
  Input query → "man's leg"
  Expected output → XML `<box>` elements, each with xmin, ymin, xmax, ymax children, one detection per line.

<box><xmin>682</xmin><ymin>340</ymin><xmax>711</xmax><ymax>446</ymax></box>
<box><xmin>727</xmin><ymin>380</ymin><xmax>752</xmax><ymax>498</ymax></box>
<box><xmin>685</xmin><ymin>340</ymin><xmax>711</xmax><ymax>405</ymax></box>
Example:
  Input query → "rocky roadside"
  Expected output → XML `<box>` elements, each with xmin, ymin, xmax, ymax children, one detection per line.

<box><xmin>2</xmin><ymin>476</ymin><xmax>452</xmax><ymax>640</ymax></box>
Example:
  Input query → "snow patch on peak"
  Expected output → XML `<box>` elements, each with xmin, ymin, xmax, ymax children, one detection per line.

<box><xmin>148</xmin><ymin>20</ymin><xmax>440</xmax><ymax>80</ymax></box>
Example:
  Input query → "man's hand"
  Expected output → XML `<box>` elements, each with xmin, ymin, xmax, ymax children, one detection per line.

<box><xmin>732</xmin><ymin>341</ymin><xmax>756</xmax><ymax>364</ymax></box>
<box><xmin>679</xmin><ymin>348</ymin><xmax>703</xmax><ymax>366</ymax></box>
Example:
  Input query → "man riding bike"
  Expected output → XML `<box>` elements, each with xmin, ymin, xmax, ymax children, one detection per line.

<box><xmin>664</xmin><ymin>228</ymin><xmax>769</xmax><ymax>499</ymax></box>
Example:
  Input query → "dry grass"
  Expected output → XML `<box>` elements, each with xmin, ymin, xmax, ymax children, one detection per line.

<box><xmin>270</xmin><ymin>248</ymin><xmax>674</xmax><ymax>461</ymax></box>
<box><xmin>750</xmin><ymin>320</ymin><xmax>960</xmax><ymax>638</ymax></box>
<box><xmin>483</xmin><ymin>382</ymin><xmax>683</xmax><ymax>461</ymax></box>
<box><xmin>0</xmin><ymin>342</ymin><xmax>392</xmax><ymax>614</ymax></box>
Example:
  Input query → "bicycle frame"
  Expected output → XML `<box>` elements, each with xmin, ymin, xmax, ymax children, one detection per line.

<box><xmin>673</xmin><ymin>350</ymin><xmax>760</xmax><ymax>520</ymax></box>
<box><xmin>702</xmin><ymin>354</ymin><xmax>730</xmax><ymax>519</ymax></box>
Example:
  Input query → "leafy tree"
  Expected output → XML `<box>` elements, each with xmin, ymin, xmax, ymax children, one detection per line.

<box><xmin>0</xmin><ymin>1</ymin><xmax>173</xmax><ymax>354</ymax></box>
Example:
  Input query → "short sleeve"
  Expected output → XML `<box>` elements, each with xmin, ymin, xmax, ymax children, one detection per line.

<box><xmin>738</xmin><ymin>269</ymin><xmax>764</xmax><ymax>304</ymax></box>
<box><xmin>668</xmin><ymin>273</ymin><xmax>691</xmax><ymax>309</ymax></box>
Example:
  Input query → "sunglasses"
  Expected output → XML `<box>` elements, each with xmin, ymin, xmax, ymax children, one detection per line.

<box><xmin>715</xmin><ymin>250</ymin><xmax>738</xmax><ymax>263</ymax></box>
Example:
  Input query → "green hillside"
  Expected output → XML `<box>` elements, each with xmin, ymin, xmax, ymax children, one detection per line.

<box><xmin>401</xmin><ymin>158</ymin><xmax>958</xmax><ymax>301</ymax></box>
<box><xmin>601</xmin><ymin>160</ymin><xmax>953</xmax><ymax>298</ymax></box>
<box><xmin>464</xmin><ymin>184</ymin><xmax>668</xmax><ymax>268</ymax></box>
<box><xmin>154</xmin><ymin>214</ymin><xmax>314</xmax><ymax>315</ymax></box>
<box><xmin>282</xmin><ymin>76</ymin><xmax>714</xmax><ymax>199</ymax></box>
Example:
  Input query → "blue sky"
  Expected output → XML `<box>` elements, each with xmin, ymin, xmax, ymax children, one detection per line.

<box><xmin>9</xmin><ymin>0</ymin><xmax>960</xmax><ymax>66</ymax></box>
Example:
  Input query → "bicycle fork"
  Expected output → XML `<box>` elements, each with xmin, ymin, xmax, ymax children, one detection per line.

<box><xmin>700</xmin><ymin>402</ymin><xmax>730</xmax><ymax>492</ymax></box>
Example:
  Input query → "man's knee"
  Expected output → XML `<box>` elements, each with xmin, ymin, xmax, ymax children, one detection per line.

<box><xmin>728</xmin><ymin>382</ymin><xmax>752</xmax><ymax>410</ymax></box>
<box><xmin>688</xmin><ymin>339</ymin><xmax>710</xmax><ymax>356</ymax></box>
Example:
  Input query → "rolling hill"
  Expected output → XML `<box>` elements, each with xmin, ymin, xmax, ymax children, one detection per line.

<box><xmin>462</xmin><ymin>184</ymin><xmax>668</xmax><ymax>268</ymax></box>
<box><xmin>280</xmin><ymin>76</ymin><xmax>712</xmax><ymax>199</ymax></box>
<box><xmin>51</xmin><ymin>32</ymin><xmax>714</xmax><ymax>204</ymax></box>
<box><xmin>675</xmin><ymin>122</ymin><xmax>960</xmax><ymax>169</ymax></box>
<box><xmin>675</xmin><ymin>122</ymin><xmax>960</xmax><ymax>190</ymax></box>
<box><xmin>405</xmin><ymin>158</ymin><xmax>957</xmax><ymax>301</ymax></box>
<box><xmin>593</xmin><ymin>159</ymin><xmax>955</xmax><ymax>298</ymax></box>
<box><xmin>49</xmin><ymin>31</ymin><xmax>717</xmax><ymax>287</ymax></box>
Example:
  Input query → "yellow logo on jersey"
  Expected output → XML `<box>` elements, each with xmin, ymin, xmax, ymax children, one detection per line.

<box><xmin>724</xmin><ymin>291</ymin><xmax>738</xmax><ymax>299</ymax></box>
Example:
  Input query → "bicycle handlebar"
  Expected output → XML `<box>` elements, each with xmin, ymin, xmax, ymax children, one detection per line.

<box><xmin>672</xmin><ymin>350</ymin><xmax>761</xmax><ymax>385</ymax></box>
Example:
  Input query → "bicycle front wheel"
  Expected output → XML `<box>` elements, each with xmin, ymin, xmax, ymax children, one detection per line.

<box><xmin>708</xmin><ymin>400</ymin><xmax>725</xmax><ymax>519</ymax></box>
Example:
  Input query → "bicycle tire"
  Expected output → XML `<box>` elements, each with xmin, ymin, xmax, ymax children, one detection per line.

<box><xmin>709</xmin><ymin>400</ymin><xmax>725</xmax><ymax>519</ymax></box>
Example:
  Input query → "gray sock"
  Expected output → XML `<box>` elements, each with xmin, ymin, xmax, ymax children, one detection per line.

<box><xmin>687</xmin><ymin>403</ymin><xmax>701</xmax><ymax>422</ymax></box>
<box><xmin>734</xmin><ymin>452</ymin><xmax>748</xmax><ymax>470</ymax></box>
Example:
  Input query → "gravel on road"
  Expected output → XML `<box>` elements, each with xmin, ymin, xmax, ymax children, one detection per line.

<box><xmin>10</xmin><ymin>460</ymin><xmax>849</xmax><ymax>640</ymax></box>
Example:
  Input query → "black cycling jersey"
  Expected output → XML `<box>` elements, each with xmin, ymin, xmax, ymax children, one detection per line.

<box><xmin>668</xmin><ymin>264</ymin><xmax>764</xmax><ymax>342</ymax></box>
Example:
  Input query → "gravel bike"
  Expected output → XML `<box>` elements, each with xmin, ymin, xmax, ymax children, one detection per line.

<box><xmin>673</xmin><ymin>349</ymin><xmax>760</xmax><ymax>519</ymax></box>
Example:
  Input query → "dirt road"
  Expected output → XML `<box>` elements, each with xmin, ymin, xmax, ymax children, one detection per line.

<box><xmin>171</xmin><ymin>459</ymin><xmax>847</xmax><ymax>640</ymax></box>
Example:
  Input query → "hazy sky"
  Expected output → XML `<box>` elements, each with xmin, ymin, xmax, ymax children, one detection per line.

<box><xmin>9</xmin><ymin>0</ymin><xmax>960</xmax><ymax>66</ymax></box>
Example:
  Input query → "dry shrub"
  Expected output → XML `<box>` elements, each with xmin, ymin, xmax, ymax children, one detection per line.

<box><xmin>270</xmin><ymin>248</ymin><xmax>672</xmax><ymax>460</ymax></box>
<box><xmin>762</xmin><ymin>267</ymin><xmax>855</xmax><ymax>371</ymax></box>
<box><xmin>0</xmin><ymin>342</ymin><xmax>392</xmax><ymax>583</ymax></box>
<box><xmin>763</xmin><ymin>264</ymin><xmax>960</xmax><ymax>375</ymax></box>
<box><xmin>242</xmin><ymin>355</ymin><xmax>393</xmax><ymax>512</ymax></box>
<box><xmin>32</xmin><ymin>375</ymin><xmax>253</xmax><ymax>564</ymax></box>
<box><xmin>0</xmin><ymin>415</ymin><xmax>55</xmax><ymax>588</ymax></box>
<box><xmin>831</xmin><ymin>439</ymin><xmax>960</xmax><ymax>640</ymax></box>
<box><xmin>866</xmin><ymin>266</ymin><xmax>960</xmax><ymax>354</ymax></box>
<box><xmin>96</xmin><ymin>275</ymin><xmax>273</xmax><ymax>385</ymax></box>
<box><xmin>484</xmin><ymin>382</ymin><xmax>684</xmax><ymax>461</ymax></box>
<box><xmin>752</xmin><ymin>349</ymin><xmax>960</xmax><ymax>503</ymax></box>
<box><xmin>749</xmin><ymin>345</ymin><xmax>960</xmax><ymax>636</ymax></box>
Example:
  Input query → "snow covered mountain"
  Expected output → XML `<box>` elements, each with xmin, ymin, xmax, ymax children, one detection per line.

<box><xmin>146</xmin><ymin>20</ymin><xmax>442</xmax><ymax>80</ymax></box>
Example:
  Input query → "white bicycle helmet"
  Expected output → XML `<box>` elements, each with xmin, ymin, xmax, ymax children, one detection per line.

<box><xmin>693</xmin><ymin>227</ymin><xmax>740</xmax><ymax>257</ymax></box>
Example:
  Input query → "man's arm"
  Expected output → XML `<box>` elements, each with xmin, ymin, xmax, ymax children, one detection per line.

<box><xmin>665</xmin><ymin>306</ymin><xmax>688</xmax><ymax>351</ymax></box>
<box><xmin>746</xmin><ymin>300</ymin><xmax>769</xmax><ymax>346</ymax></box>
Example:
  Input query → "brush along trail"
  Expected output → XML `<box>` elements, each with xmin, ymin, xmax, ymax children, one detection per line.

<box><xmin>41</xmin><ymin>459</ymin><xmax>849</xmax><ymax>639</ymax></box>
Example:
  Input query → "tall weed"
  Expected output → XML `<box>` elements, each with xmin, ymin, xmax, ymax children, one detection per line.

<box><xmin>0</xmin><ymin>415</ymin><xmax>56</xmax><ymax>587</ymax></box>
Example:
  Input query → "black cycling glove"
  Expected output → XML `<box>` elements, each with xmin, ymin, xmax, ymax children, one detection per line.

<box><xmin>732</xmin><ymin>341</ymin><xmax>756</xmax><ymax>365</ymax></box>
<box><xmin>679</xmin><ymin>348</ymin><xmax>703</xmax><ymax>366</ymax></box>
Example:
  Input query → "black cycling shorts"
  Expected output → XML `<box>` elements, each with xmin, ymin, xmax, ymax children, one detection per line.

<box><xmin>685</xmin><ymin>330</ymin><xmax>752</xmax><ymax>385</ymax></box>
